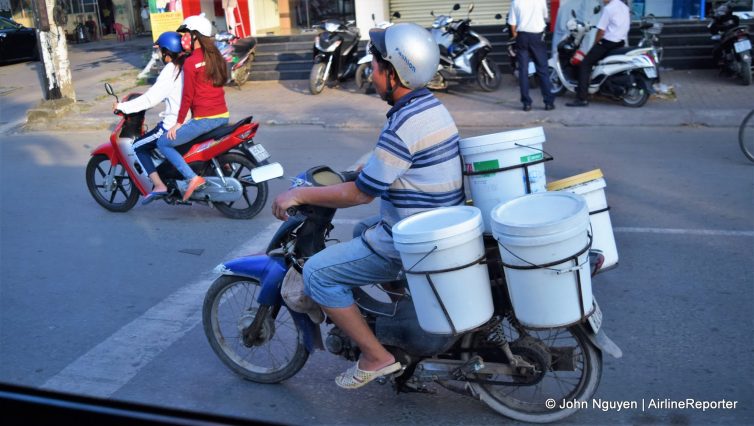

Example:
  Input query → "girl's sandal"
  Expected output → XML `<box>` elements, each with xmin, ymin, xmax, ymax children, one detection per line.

<box><xmin>335</xmin><ymin>361</ymin><xmax>403</xmax><ymax>389</ymax></box>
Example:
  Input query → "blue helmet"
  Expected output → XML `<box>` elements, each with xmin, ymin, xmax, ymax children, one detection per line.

<box><xmin>155</xmin><ymin>31</ymin><xmax>182</xmax><ymax>54</ymax></box>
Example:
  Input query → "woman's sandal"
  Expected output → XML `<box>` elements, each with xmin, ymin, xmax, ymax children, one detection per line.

<box><xmin>335</xmin><ymin>361</ymin><xmax>403</xmax><ymax>389</ymax></box>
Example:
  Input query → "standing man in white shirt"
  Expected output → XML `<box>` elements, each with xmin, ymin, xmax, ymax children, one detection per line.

<box><xmin>508</xmin><ymin>0</ymin><xmax>556</xmax><ymax>111</ymax></box>
<box><xmin>566</xmin><ymin>0</ymin><xmax>630</xmax><ymax>107</ymax></box>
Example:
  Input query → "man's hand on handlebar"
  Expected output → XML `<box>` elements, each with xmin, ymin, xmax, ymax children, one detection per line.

<box><xmin>272</xmin><ymin>189</ymin><xmax>301</xmax><ymax>221</ymax></box>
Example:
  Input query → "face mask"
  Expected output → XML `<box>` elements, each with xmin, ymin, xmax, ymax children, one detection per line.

<box><xmin>180</xmin><ymin>33</ymin><xmax>192</xmax><ymax>51</ymax></box>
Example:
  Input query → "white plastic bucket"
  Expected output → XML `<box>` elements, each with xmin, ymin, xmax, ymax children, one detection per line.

<box><xmin>547</xmin><ymin>169</ymin><xmax>619</xmax><ymax>269</ymax></box>
<box><xmin>460</xmin><ymin>127</ymin><xmax>548</xmax><ymax>233</ymax></box>
<box><xmin>392</xmin><ymin>206</ymin><xmax>493</xmax><ymax>334</ymax></box>
<box><xmin>490</xmin><ymin>192</ymin><xmax>594</xmax><ymax>328</ymax></box>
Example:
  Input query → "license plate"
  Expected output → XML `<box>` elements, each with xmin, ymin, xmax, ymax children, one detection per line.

<box><xmin>644</xmin><ymin>67</ymin><xmax>658</xmax><ymax>79</ymax></box>
<box><xmin>249</xmin><ymin>144</ymin><xmax>270</xmax><ymax>162</ymax></box>
<box><xmin>734</xmin><ymin>39</ymin><xmax>752</xmax><ymax>54</ymax></box>
<box><xmin>586</xmin><ymin>300</ymin><xmax>602</xmax><ymax>334</ymax></box>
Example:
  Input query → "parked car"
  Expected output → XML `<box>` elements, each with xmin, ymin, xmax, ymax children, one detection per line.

<box><xmin>0</xmin><ymin>17</ymin><xmax>38</xmax><ymax>64</ymax></box>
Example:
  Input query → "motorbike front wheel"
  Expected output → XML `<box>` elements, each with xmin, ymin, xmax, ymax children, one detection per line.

<box><xmin>462</xmin><ymin>323</ymin><xmax>602</xmax><ymax>423</ymax></box>
<box><xmin>355</xmin><ymin>62</ymin><xmax>372</xmax><ymax>92</ymax></box>
<box><xmin>85</xmin><ymin>154</ymin><xmax>140</xmax><ymax>212</ymax></box>
<box><xmin>548</xmin><ymin>67</ymin><xmax>566</xmax><ymax>96</ymax></box>
<box><xmin>207</xmin><ymin>153</ymin><xmax>268</xmax><ymax>220</ymax></box>
<box><xmin>203</xmin><ymin>275</ymin><xmax>309</xmax><ymax>383</ymax></box>
<box><xmin>309</xmin><ymin>62</ymin><xmax>327</xmax><ymax>95</ymax></box>
<box><xmin>477</xmin><ymin>58</ymin><xmax>502</xmax><ymax>91</ymax></box>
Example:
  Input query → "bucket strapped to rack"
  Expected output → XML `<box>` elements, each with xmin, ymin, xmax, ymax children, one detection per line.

<box><xmin>403</xmin><ymin>246</ymin><xmax>487</xmax><ymax>336</ymax></box>
<box><xmin>462</xmin><ymin>144</ymin><xmax>554</xmax><ymax>194</ymax></box>
<box><xmin>496</xmin><ymin>232</ymin><xmax>593</xmax><ymax>322</ymax></box>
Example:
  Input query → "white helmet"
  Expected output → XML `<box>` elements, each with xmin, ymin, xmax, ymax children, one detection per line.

<box><xmin>368</xmin><ymin>23</ymin><xmax>439</xmax><ymax>90</ymax></box>
<box><xmin>177</xmin><ymin>14</ymin><xmax>213</xmax><ymax>37</ymax></box>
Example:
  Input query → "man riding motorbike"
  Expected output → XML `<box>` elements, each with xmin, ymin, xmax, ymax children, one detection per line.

<box><xmin>566</xmin><ymin>0</ymin><xmax>630</xmax><ymax>107</ymax></box>
<box><xmin>271</xmin><ymin>23</ymin><xmax>465</xmax><ymax>389</ymax></box>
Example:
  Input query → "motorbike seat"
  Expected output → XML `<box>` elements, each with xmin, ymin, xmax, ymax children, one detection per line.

<box><xmin>604</xmin><ymin>46</ymin><xmax>635</xmax><ymax>57</ymax></box>
<box><xmin>180</xmin><ymin>116</ymin><xmax>254</xmax><ymax>150</ymax></box>
<box><xmin>233</xmin><ymin>37</ymin><xmax>257</xmax><ymax>54</ymax></box>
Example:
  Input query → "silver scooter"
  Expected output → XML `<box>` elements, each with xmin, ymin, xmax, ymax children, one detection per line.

<box><xmin>428</xmin><ymin>3</ymin><xmax>502</xmax><ymax>91</ymax></box>
<box><xmin>548</xmin><ymin>10</ymin><xmax>660</xmax><ymax>107</ymax></box>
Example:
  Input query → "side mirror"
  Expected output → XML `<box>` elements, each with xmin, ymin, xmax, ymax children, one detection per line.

<box><xmin>250</xmin><ymin>162</ymin><xmax>284</xmax><ymax>183</ymax></box>
<box><xmin>392</xmin><ymin>11</ymin><xmax>401</xmax><ymax>19</ymax></box>
<box><xmin>453</xmin><ymin>4</ymin><xmax>461</xmax><ymax>11</ymax></box>
<box><xmin>371</xmin><ymin>13</ymin><xmax>375</xmax><ymax>20</ymax></box>
<box><xmin>593</xmin><ymin>5</ymin><xmax>602</xmax><ymax>14</ymax></box>
<box><xmin>571</xmin><ymin>9</ymin><xmax>577</xmax><ymax>18</ymax></box>
<box><xmin>431</xmin><ymin>10</ymin><xmax>435</xmax><ymax>16</ymax></box>
<box><xmin>468</xmin><ymin>4</ymin><xmax>474</xmax><ymax>14</ymax></box>
<box><xmin>104</xmin><ymin>83</ymin><xmax>118</xmax><ymax>102</ymax></box>
<box><xmin>495</xmin><ymin>13</ymin><xmax>502</xmax><ymax>20</ymax></box>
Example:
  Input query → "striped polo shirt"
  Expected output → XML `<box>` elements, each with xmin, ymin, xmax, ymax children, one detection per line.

<box><xmin>356</xmin><ymin>88</ymin><xmax>464</xmax><ymax>260</ymax></box>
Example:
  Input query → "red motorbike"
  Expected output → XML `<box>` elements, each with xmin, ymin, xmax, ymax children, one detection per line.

<box><xmin>85</xmin><ymin>84</ymin><xmax>283</xmax><ymax>219</ymax></box>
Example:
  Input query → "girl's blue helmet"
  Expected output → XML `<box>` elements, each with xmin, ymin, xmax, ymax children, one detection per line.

<box><xmin>155</xmin><ymin>31</ymin><xmax>182</xmax><ymax>54</ymax></box>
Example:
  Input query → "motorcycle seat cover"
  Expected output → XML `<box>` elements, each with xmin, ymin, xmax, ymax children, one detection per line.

<box><xmin>184</xmin><ymin>116</ymin><xmax>253</xmax><ymax>147</ymax></box>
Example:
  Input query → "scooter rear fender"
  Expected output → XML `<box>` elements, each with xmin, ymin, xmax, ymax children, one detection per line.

<box><xmin>215</xmin><ymin>254</ymin><xmax>324</xmax><ymax>352</ymax></box>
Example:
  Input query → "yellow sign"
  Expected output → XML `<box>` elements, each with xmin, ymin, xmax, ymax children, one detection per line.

<box><xmin>150</xmin><ymin>11</ymin><xmax>185</xmax><ymax>42</ymax></box>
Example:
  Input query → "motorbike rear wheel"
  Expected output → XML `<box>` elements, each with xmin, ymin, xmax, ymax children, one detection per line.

<box><xmin>461</xmin><ymin>324</ymin><xmax>602</xmax><ymax>423</ymax></box>
<box><xmin>740</xmin><ymin>58</ymin><xmax>752</xmax><ymax>86</ymax></box>
<box><xmin>477</xmin><ymin>57</ymin><xmax>502</xmax><ymax>91</ymax></box>
<box><xmin>203</xmin><ymin>275</ymin><xmax>309</xmax><ymax>383</ymax></box>
<box><xmin>208</xmin><ymin>153</ymin><xmax>268</xmax><ymax>220</ymax></box>
<box><xmin>309</xmin><ymin>62</ymin><xmax>327</xmax><ymax>95</ymax></box>
<box><xmin>621</xmin><ymin>84</ymin><xmax>649</xmax><ymax>108</ymax></box>
<box><xmin>85</xmin><ymin>154</ymin><xmax>140</xmax><ymax>212</ymax></box>
<box><xmin>233</xmin><ymin>61</ymin><xmax>252</xmax><ymax>87</ymax></box>
<box><xmin>355</xmin><ymin>62</ymin><xmax>372</xmax><ymax>92</ymax></box>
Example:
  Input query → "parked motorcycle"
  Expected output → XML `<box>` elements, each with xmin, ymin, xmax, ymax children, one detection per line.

<box><xmin>708</xmin><ymin>1</ymin><xmax>752</xmax><ymax>86</ymax></box>
<box><xmin>637</xmin><ymin>14</ymin><xmax>664</xmax><ymax>64</ymax></box>
<box><xmin>202</xmin><ymin>165</ymin><xmax>622</xmax><ymax>423</ymax></box>
<box><xmin>354</xmin><ymin>12</ymin><xmax>401</xmax><ymax>93</ymax></box>
<box><xmin>428</xmin><ymin>3</ymin><xmax>502</xmax><ymax>92</ymax></box>
<box><xmin>548</xmin><ymin>10</ymin><xmax>660</xmax><ymax>107</ymax></box>
<box><xmin>85</xmin><ymin>84</ymin><xmax>282</xmax><ymax>219</ymax></box>
<box><xmin>215</xmin><ymin>31</ymin><xmax>257</xmax><ymax>88</ymax></box>
<box><xmin>309</xmin><ymin>19</ymin><xmax>361</xmax><ymax>95</ymax></box>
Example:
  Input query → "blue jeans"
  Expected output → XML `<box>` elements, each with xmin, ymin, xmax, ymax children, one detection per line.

<box><xmin>156</xmin><ymin>117</ymin><xmax>228</xmax><ymax>180</ymax></box>
<box><xmin>516</xmin><ymin>31</ymin><xmax>555</xmax><ymax>106</ymax></box>
<box><xmin>303</xmin><ymin>225</ymin><xmax>404</xmax><ymax>308</ymax></box>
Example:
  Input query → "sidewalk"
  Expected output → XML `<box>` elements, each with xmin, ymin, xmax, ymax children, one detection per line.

<box><xmin>17</xmin><ymin>35</ymin><xmax>754</xmax><ymax>132</ymax></box>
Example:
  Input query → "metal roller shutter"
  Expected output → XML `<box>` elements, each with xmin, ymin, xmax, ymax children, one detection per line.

<box><xmin>389</xmin><ymin>0</ymin><xmax>512</xmax><ymax>27</ymax></box>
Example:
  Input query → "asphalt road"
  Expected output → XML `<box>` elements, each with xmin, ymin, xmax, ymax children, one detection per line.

<box><xmin>0</xmin><ymin>124</ymin><xmax>752</xmax><ymax>425</ymax></box>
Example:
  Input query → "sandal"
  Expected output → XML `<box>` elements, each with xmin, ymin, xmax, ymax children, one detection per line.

<box><xmin>335</xmin><ymin>361</ymin><xmax>402</xmax><ymax>390</ymax></box>
<box><xmin>141</xmin><ymin>191</ymin><xmax>168</xmax><ymax>205</ymax></box>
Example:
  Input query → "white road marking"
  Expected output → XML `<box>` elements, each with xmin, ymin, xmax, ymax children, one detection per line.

<box><xmin>41</xmin><ymin>219</ymin><xmax>360</xmax><ymax>398</ymax></box>
<box><xmin>614</xmin><ymin>227</ymin><xmax>754</xmax><ymax>238</ymax></box>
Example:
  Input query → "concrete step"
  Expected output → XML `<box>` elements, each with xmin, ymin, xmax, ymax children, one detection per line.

<box><xmin>256</xmin><ymin>41</ymin><xmax>313</xmax><ymax>53</ymax></box>
<box><xmin>255</xmin><ymin>51</ymin><xmax>312</xmax><ymax>62</ymax></box>
<box><xmin>254</xmin><ymin>59</ymin><xmax>313</xmax><ymax>72</ymax></box>
<box><xmin>251</xmin><ymin>70</ymin><xmax>310</xmax><ymax>81</ymax></box>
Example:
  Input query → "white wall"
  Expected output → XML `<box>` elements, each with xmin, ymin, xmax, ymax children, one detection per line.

<box><xmin>355</xmin><ymin>0</ymin><xmax>389</xmax><ymax>40</ymax></box>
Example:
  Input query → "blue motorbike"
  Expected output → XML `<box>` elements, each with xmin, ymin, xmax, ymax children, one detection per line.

<box><xmin>202</xmin><ymin>165</ymin><xmax>621</xmax><ymax>423</ymax></box>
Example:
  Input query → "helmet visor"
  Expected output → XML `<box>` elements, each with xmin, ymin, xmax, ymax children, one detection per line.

<box><xmin>368</xmin><ymin>28</ymin><xmax>388</xmax><ymax>59</ymax></box>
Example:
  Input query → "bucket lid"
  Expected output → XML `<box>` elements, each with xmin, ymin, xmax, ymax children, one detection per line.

<box><xmin>392</xmin><ymin>206</ymin><xmax>483</xmax><ymax>244</ymax></box>
<box><xmin>546</xmin><ymin>169</ymin><xmax>604</xmax><ymax>192</ymax></box>
<box><xmin>490</xmin><ymin>192</ymin><xmax>589</xmax><ymax>238</ymax></box>
<box><xmin>459</xmin><ymin>127</ymin><xmax>545</xmax><ymax>152</ymax></box>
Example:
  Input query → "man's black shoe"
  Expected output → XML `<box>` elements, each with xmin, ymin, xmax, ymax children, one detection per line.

<box><xmin>545</xmin><ymin>103</ymin><xmax>555</xmax><ymax>111</ymax></box>
<box><xmin>523</xmin><ymin>104</ymin><xmax>532</xmax><ymax>111</ymax></box>
<box><xmin>566</xmin><ymin>99</ymin><xmax>589</xmax><ymax>107</ymax></box>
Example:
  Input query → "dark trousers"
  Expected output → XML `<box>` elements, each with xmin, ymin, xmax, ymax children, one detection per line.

<box><xmin>515</xmin><ymin>31</ymin><xmax>555</xmax><ymax>106</ymax></box>
<box><xmin>576</xmin><ymin>39</ymin><xmax>623</xmax><ymax>101</ymax></box>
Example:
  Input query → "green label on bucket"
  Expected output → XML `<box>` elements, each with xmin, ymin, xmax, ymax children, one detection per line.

<box><xmin>473</xmin><ymin>160</ymin><xmax>500</xmax><ymax>177</ymax></box>
<box><xmin>520</xmin><ymin>153</ymin><xmax>544</xmax><ymax>164</ymax></box>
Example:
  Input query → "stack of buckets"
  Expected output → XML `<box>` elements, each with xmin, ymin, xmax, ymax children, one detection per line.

<box><xmin>392</xmin><ymin>127</ymin><xmax>617</xmax><ymax>333</ymax></box>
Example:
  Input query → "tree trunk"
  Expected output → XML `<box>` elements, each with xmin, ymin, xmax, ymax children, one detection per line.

<box><xmin>33</xmin><ymin>0</ymin><xmax>76</xmax><ymax>101</ymax></box>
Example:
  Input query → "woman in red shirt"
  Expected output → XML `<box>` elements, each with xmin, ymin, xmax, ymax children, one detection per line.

<box><xmin>156</xmin><ymin>14</ymin><xmax>229</xmax><ymax>202</ymax></box>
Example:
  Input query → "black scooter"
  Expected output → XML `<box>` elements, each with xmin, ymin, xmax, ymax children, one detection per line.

<box><xmin>708</xmin><ymin>1</ymin><xmax>752</xmax><ymax>85</ymax></box>
<box><xmin>309</xmin><ymin>19</ymin><xmax>361</xmax><ymax>95</ymax></box>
